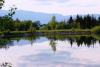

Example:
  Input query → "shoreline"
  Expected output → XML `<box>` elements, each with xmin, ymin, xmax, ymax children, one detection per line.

<box><xmin>0</xmin><ymin>30</ymin><xmax>92</xmax><ymax>38</ymax></box>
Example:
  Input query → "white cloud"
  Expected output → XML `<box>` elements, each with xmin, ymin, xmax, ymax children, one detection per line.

<box><xmin>2</xmin><ymin>0</ymin><xmax>100</xmax><ymax>15</ymax></box>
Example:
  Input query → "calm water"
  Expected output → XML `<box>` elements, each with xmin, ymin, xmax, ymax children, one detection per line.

<box><xmin>0</xmin><ymin>35</ymin><xmax>100</xmax><ymax>67</ymax></box>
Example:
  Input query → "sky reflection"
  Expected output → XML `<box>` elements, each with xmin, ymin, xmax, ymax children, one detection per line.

<box><xmin>0</xmin><ymin>36</ymin><xmax>100</xmax><ymax>67</ymax></box>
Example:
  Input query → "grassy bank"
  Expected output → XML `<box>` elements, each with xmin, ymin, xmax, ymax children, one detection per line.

<box><xmin>0</xmin><ymin>31</ymin><xmax>31</xmax><ymax>38</ymax></box>
<box><xmin>35</xmin><ymin>29</ymin><xmax>91</xmax><ymax>35</ymax></box>
<box><xmin>0</xmin><ymin>29</ymin><xmax>92</xmax><ymax>36</ymax></box>
<box><xmin>0</xmin><ymin>28</ymin><xmax>100</xmax><ymax>37</ymax></box>
<box><xmin>36</xmin><ymin>29</ymin><xmax>90</xmax><ymax>32</ymax></box>
<box><xmin>0</xmin><ymin>32</ymin><xmax>3</xmax><ymax>35</ymax></box>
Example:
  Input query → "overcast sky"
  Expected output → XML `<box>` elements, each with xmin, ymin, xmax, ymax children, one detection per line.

<box><xmin>2</xmin><ymin>0</ymin><xmax>100</xmax><ymax>15</ymax></box>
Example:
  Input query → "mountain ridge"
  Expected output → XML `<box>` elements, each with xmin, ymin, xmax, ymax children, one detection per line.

<box><xmin>0</xmin><ymin>10</ymin><xmax>100</xmax><ymax>24</ymax></box>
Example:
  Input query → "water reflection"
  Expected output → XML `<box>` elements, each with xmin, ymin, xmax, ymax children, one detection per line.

<box><xmin>0</xmin><ymin>38</ymin><xmax>13</xmax><ymax>49</ymax></box>
<box><xmin>49</xmin><ymin>39</ymin><xmax>56</xmax><ymax>52</ymax></box>
<box><xmin>67</xmin><ymin>36</ymin><xmax>96</xmax><ymax>47</ymax></box>
<box><xmin>0</xmin><ymin>34</ymin><xmax>100</xmax><ymax>49</ymax></box>
<box><xmin>0</xmin><ymin>35</ymin><xmax>40</xmax><ymax>49</ymax></box>
<box><xmin>0</xmin><ymin>34</ymin><xmax>100</xmax><ymax>67</ymax></box>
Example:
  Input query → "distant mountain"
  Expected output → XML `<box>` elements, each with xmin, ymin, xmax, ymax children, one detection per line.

<box><xmin>0</xmin><ymin>10</ymin><xmax>70</xmax><ymax>24</ymax></box>
<box><xmin>0</xmin><ymin>10</ymin><xmax>100</xmax><ymax>24</ymax></box>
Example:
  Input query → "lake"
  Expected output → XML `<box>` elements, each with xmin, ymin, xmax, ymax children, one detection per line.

<box><xmin>0</xmin><ymin>34</ymin><xmax>100</xmax><ymax>67</ymax></box>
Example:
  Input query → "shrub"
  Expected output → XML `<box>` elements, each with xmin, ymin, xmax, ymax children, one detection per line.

<box><xmin>0</xmin><ymin>32</ymin><xmax>3</xmax><ymax>35</ymax></box>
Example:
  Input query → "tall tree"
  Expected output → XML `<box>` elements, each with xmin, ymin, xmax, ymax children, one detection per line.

<box><xmin>67</xmin><ymin>16</ymin><xmax>73</xmax><ymax>24</ymax></box>
<box><xmin>0</xmin><ymin>6</ymin><xmax>17</xmax><ymax>31</ymax></box>
<box><xmin>48</xmin><ymin>16</ymin><xmax>57</xmax><ymax>30</ymax></box>
<box><xmin>98</xmin><ymin>17</ymin><xmax>100</xmax><ymax>24</ymax></box>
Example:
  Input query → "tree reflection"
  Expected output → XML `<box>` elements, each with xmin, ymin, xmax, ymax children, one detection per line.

<box><xmin>0</xmin><ymin>39</ymin><xmax>13</xmax><ymax>49</ymax></box>
<box><xmin>45</xmin><ymin>34</ymin><xmax>100</xmax><ymax>48</ymax></box>
<box><xmin>48</xmin><ymin>35</ymin><xmax>99</xmax><ymax>52</ymax></box>
<box><xmin>49</xmin><ymin>39</ymin><xmax>56</xmax><ymax>52</ymax></box>
<box><xmin>0</xmin><ymin>35</ymin><xmax>40</xmax><ymax>49</ymax></box>
<box><xmin>0</xmin><ymin>34</ymin><xmax>100</xmax><ymax>50</ymax></box>
<box><xmin>67</xmin><ymin>36</ymin><xmax>97</xmax><ymax>47</ymax></box>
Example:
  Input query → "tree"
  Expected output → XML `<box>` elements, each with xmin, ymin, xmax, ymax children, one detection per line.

<box><xmin>7</xmin><ymin>5</ymin><xmax>17</xmax><ymax>18</ymax></box>
<box><xmin>67</xmin><ymin>16</ymin><xmax>73</xmax><ymax>24</ymax></box>
<box><xmin>32</xmin><ymin>21</ymin><xmax>41</xmax><ymax>30</ymax></box>
<box><xmin>67</xmin><ymin>16</ymin><xmax>74</xmax><ymax>29</ymax></box>
<box><xmin>0</xmin><ymin>0</ymin><xmax>4</xmax><ymax>9</ymax></box>
<box><xmin>48</xmin><ymin>16</ymin><xmax>57</xmax><ymax>30</ymax></box>
<box><xmin>0</xmin><ymin>6</ymin><xmax>17</xmax><ymax>31</ymax></box>
<box><xmin>58</xmin><ymin>21</ymin><xmax>66</xmax><ymax>29</ymax></box>
<box><xmin>98</xmin><ymin>17</ymin><xmax>100</xmax><ymax>25</ymax></box>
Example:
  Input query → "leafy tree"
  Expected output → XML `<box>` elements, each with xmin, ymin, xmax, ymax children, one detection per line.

<box><xmin>48</xmin><ymin>16</ymin><xmax>57</xmax><ymax>30</ymax></box>
<box><xmin>0</xmin><ymin>6</ymin><xmax>17</xmax><ymax>31</ymax></box>
<box><xmin>0</xmin><ymin>0</ymin><xmax>4</xmax><ymax>9</ymax></box>
<box><xmin>59</xmin><ymin>21</ymin><xmax>66</xmax><ymax>29</ymax></box>
<box><xmin>32</xmin><ymin>21</ymin><xmax>41</xmax><ymax>30</ymax></box>
<box><xmin>8</xmin><ymin>6</ymin><xmax>17</xmax><ymax>18</ymax></box>
<box><xmin>40</xmin><ymin>24</ymin><xmax>49</xmax><ymax>30</ymax></box>
<box><xmin>14</xmin><ymin>18</ymin><xmax>21</xmax><ymax>31</ymax></box>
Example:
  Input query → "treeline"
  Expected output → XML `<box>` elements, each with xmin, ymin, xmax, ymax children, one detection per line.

<box><xmin>40</xmin><ymin>15</ymin><xmax>100</xmax><ymax>30</ymax></box>
<box><xmin>0</xmin><ymin>16</ymin><xmax>41</xmax><ymax>31</ymax></box>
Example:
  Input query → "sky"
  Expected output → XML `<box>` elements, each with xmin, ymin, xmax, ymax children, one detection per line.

<box><xmin>2</xmin><ymin>0</ymin><xmax>100</xmax><ymax>15</ymax></box>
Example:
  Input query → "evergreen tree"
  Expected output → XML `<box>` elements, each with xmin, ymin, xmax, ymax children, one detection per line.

<box><xmin>67</xmin><ymin>16</ymin><xmax>73</xmax><ymax>24</ymax></box>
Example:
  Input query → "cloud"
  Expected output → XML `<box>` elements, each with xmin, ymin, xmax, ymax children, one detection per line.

<box><xmin>2</xmin><ymin>0</ymin><xmax>100</xmax><ymax>15</ymax></box>
<box><xmin>65</xmin><ymin>0</ymin><xmax>100</xmax><ymax>7</ymax></box>
<box><xmin>34</xmin><ymin>0</ymin><xmax>69</xmax><ymax>2</ymax></box>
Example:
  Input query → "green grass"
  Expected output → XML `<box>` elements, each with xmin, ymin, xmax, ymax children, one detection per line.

<box><xmin>36</xmin><ymin>29</ymin><xmax>90</xmax><ymax>32</ymax></box>
<box><xmin>0</xmin><ymin>28</ymin><xmax>97</xmax><ymax>36</ymax></box>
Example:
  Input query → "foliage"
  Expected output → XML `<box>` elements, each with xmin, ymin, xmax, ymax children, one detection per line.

<box><xmin>41</xmin><ymin>15</ymin><xmax>100</xmax><ymax>31</ymax></box>
<box><xmin>91</xmin><ymin>26</ymin><xmax>100</xmax><ymax>34</ymax></box>
<box><xmin>0</xmin><ymin>0</ymin><xmax>4</xmax><ymax>9</ymax></box>
<box><xmin>48</xmin><ymin>16</ymin><xmax>57</xmax><ymax>30</ymax></box>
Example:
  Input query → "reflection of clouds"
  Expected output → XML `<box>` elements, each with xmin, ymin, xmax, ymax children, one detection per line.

<box><xmin>0</xmin><ymin>38</ymin><xmax>100</xmax><ymax>67</ymax></box>
<box><xmin>34</xmin><ymin>0</ymin><xmax>69</xmax><ymax>3</ymax></box>
<box><xmin>21</xmin><ymin>51</ymin><xmax>71</xmax><ymax>62</ymax></box>
<box><xmin>35</xmin><ymin>37</ymin><xmax>48</xmax><ymax>44</ymax></box>
<box><xmin>17</xmin><ymin>40</ymin><xmax>100</xmax><ymax>67</ymax></box>
<box><xmin>13</xmin><ymin>40</ymin><xmax>31</xmax><ymax>46</ymax></box>
<box><xmin>71</xmin><ymin>46</ymin><xmax>100</xmax><ymax>64</ymax></box>
<box><xmin>18</xmin><ymin>50</ymin><xmax>100</xmax><ymax>67</ymax></box>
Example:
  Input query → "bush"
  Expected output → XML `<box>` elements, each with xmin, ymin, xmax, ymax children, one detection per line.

<box><xmin>0</xmin><ymin>32</ymin><xmax>3</xmax><ymax>35</ymax></box>
<box><xmin>91</xmin><ymin>26</ymin><xmax>100</xmax><ymax>34</ymax></box>
<box><xmin>28</xmin><ymin>28</ymin><xmax>36</xmax><ymax>33</ymax></box>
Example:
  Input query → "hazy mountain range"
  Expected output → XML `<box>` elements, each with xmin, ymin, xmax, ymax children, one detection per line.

<box><xmin>0</xmin><ymin>10</ymin><xmax>100</xmax><ymax>24</ymax></box>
